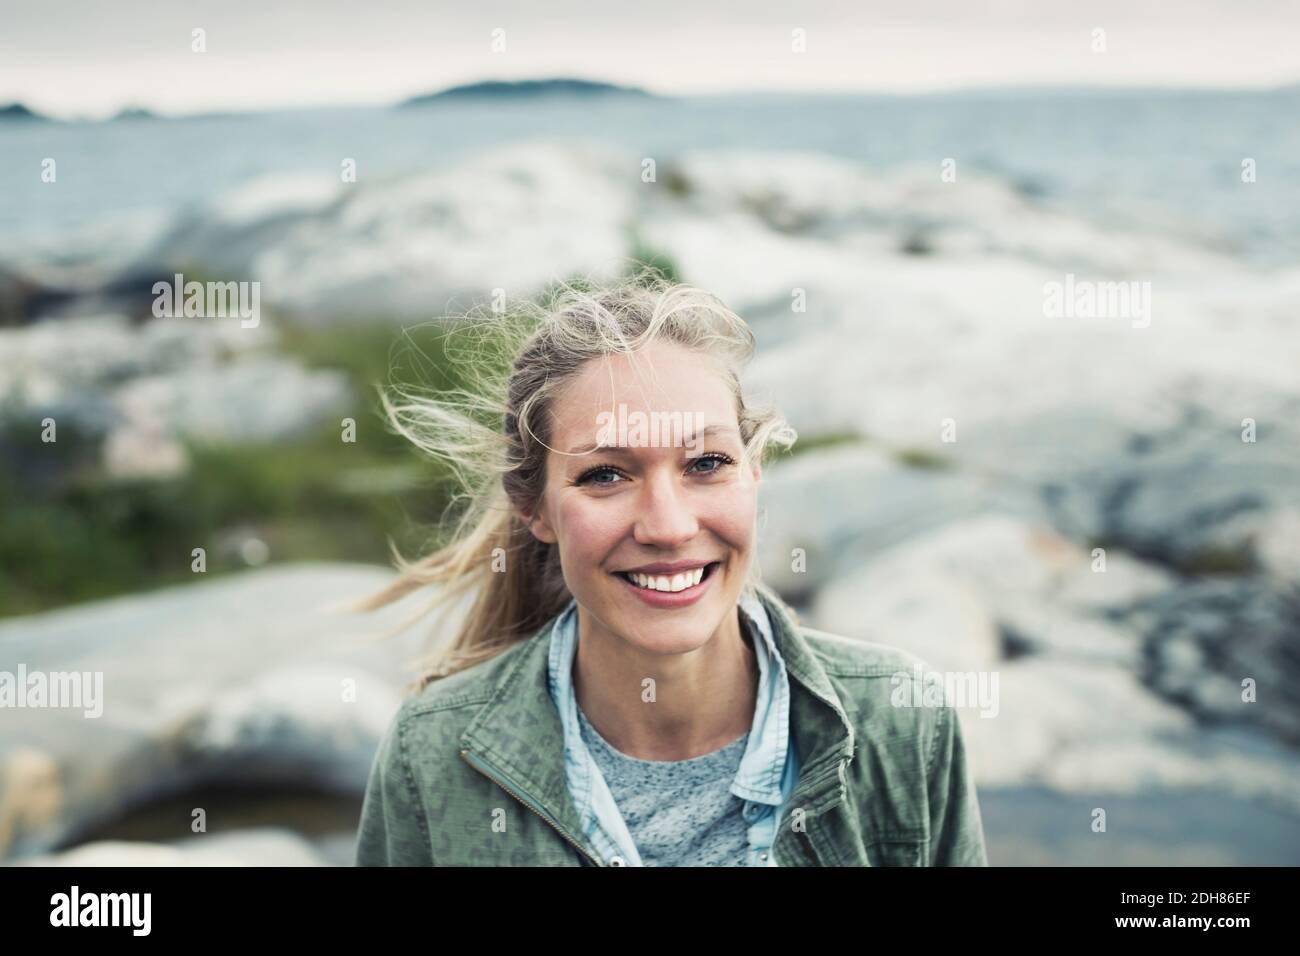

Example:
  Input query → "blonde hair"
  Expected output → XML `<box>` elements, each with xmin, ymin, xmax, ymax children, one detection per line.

<box><xmin>349</xmin><ymin>268</ymin><xmax>797</xmax><ymax>691</ymax></box>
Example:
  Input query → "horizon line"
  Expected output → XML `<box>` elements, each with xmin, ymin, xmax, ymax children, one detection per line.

<box><xmin>7</xmin><ymin>74</ymin><xmax>1299</xmax><ymax>124</ymax></box>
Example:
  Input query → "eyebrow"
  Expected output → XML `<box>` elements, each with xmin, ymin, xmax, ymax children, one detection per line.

<box><xmin>563</xmin><ymin>424</ymin><xmax>740</xmax><ymax>457</ymax></box>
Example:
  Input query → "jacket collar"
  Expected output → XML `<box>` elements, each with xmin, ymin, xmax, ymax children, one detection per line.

<box><xmin>458</xmin><ymin>582</ymin><xmax>856</xmax><ymax>860</ymax></box>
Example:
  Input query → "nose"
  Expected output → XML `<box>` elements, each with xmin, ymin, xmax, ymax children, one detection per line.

<box><xmin>632</xmin><ymin>469</ymin><xmax>699</xmax><ymax>548</ymax></box>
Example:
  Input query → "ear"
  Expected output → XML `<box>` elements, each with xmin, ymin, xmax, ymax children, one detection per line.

<box><xmin>518</xmin><ymin>500</ymin><xmax>558</xmax><ymax>545</ymax></box>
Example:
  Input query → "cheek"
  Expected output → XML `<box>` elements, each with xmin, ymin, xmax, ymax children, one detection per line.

<box><xmin>700</xmin><ymin>484</ymin><xmax>758</xmax><ymax>548</ymax></box>
<box><xmin>555</xmin><ymin>497</ymin><xmax>626</xmax><ymax>562</ymax></box>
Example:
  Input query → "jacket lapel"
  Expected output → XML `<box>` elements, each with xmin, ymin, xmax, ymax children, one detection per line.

<box><xmin>459</xmin><ymin>616</ymin><xmax>599</xmax><ymax>859</ymax></box>
<box><xmin>753</xmin><ymin>583</ymin><xmax>863</xmax><ymax>866</ymax></box>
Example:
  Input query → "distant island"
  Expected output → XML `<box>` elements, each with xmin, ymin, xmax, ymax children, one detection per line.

<box><xmin>401</xmin><ymin>77</ymin><xmax>656</xmax><ymax>107</ymax></box>
<box><xmin>111</xmin><ymin>107</ymin><xmax>159</xmax><ymax>122</ymax></box>
<box><xmin>0</xmin><ymin>102</ymin><xmax>49</xmax><ymax>122</ymax></box>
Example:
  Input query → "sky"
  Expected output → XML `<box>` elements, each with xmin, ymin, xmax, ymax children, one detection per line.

<box><xmin>2</xmin><ymin>0</ymin><xmax>1298</xmax><ymax>119</ymax></box>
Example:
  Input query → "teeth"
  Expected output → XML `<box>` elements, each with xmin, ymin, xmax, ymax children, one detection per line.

<box><xmin>627</xmin><ymin>566</ymin><xmax>708</xmax><ymax>592</ymax></box>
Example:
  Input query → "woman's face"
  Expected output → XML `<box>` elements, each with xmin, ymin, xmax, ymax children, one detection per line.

<box><xmin>523</xmin><ymin>339</ymin><xmax>760</xmax><ymax>655</ymax></box>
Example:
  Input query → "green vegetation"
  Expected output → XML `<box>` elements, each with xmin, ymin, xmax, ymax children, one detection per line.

<box><xmin>0</xmin><ymin>317</ymin><xmax>490</xmax><ymax>618</ymax></box>
<box><xmin>771</xmin><ymin>431</ymin><xmax>951</xmax><ymax>470</ymax></box>
<box><xmin>661</xmin><ymin>166</ymin><xmax>693</xmax><ymax>199</ymax></box>
<box><xmin>624</xmin><ymin>232</ymin><xmax>682</xmax><ymax>284</ymax></box>
<box><xmin>780</xmin><ymin>430</ymin><xmax>864</xmax><ymax>459</ymax></box>
<box><xmin>1173</xmin><ymin>546</ymin><xmax>1256</xmax><ymax>576</ymax></box>
<box><xmin>899</xmin><ymin>232</ymin><xmax>935</xmax><ymax>256</ymax></box>
<box><xmin>895</xmin><ymin>447</ymin><xmax>953</xmax><ymax>470</ymax></box>
<box><xmin>1084</xmin><ymin>537</ymin><xmax>1256</xmax><ymax>577</ymax></box>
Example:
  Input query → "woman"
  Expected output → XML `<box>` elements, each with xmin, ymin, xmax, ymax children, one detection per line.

<box><xmin>352</xmin><ymin>272</ymin><xmax>989</xmax><ymax>867</ymax></box>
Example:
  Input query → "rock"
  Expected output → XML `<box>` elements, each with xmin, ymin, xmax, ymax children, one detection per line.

<box><xmin>1044</xmin><ymin>389</ymin><xmax>1300</xmax><ymax>580</ymax></box>
<box><xmin>995</xmin><ymin>602</ymin><xmax>1146</xmax><ymax>670</ymax></box>
<box><xmin>0</xmin><ymin>266</ymin><xmax>52</xmax><ymax>326</ymax></box>
<box><xmin>1256</xmin><ymin>507</ymin><xmax>1300</xmax><ymax>583</ymax></box>
<box><xmin>0</xmin><ymin>563</ymin><xmax>467</xmax><ymax>861</ymax></box>
<box><xmin>811</xmin><ymin>514</ymin><xmax>1163</xmax><ymax>669</ymax></box>
<box><xmin>17</xmin><ymin>827</ymin><xmax>332</xmax><ymax>866</ymax></box>
<box><xmin>707</xmin><ymin>185</ymin><xmax>1300</xmax><ymax>596</ymax></box>
<box><xmin>137</xmin><ymin>142</ymin><xmax>635</xmax><ymax>319</ymax></box>
<box><xmin>1055</xmin><ymin>550</ymin><xmax>1180</xmax><ymax>611</ymax></box>
<box><xmin>807</xmin><ymin>514</ymin><xmax>1300</xmax><ymax>818</ymax></box>
<box><xmin>814</xmin><ymin>565</ymin><xmax>1002</xmax><ymax>674</ymax></box>
<box><xmin>755</xmin><ymin>444</ymin><xmax>1022</xmax><ymax>600</ymax></box>
<box><xmin>175</xmin><ymin>664</ymin><xmax>403</xmax><ymax>793</ymax></box>
<box><xmin>1119</xmin><ymin>577</ymin><xmax>1300</xmax><ymax>744</ymax></box>
<box><xmin>958</xmin><ymin>659</ymin><xmax>1192</xmax><ymax>790</ymax></box>
<box><xmin>0</xmin><ymin>313</ymin><xmax>266</xmax><ymax>401</ymax></box>
<box><xmin>0</xmin><ymin>313</ymin><xmax>352</xmax><ymax>480</ymax></box>
<box><xmin>1041</xmin><ymin>728</ymin><xmax>1300</xmax><ymax>820</ymax></box>
<box><xmin>644</xmin><ymin>150</ymin><xmax>1243</xmax><ymax>278</ymax></box>
<box><xmin>957</xmin><ymin>655</ymin><xmax>1300</xmax><ymax>823</ymax></box>
<box><xmin>108</xmin><ymin>355</ymin><xmax>352</xmax><ymax>446</ymax></box>
<box><xmin>0</xmin><ymin>749</ymin><xmax>61</xmax><ymax>856</ymax></box>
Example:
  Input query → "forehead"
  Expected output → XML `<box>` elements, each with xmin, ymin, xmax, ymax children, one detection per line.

<box><xmin>548</xmin><ymin>341</ymin><xmax>736</xmax><ymax>445</ymax></box>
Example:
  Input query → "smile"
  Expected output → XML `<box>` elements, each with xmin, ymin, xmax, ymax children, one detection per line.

<box><xmin>611</xmin><ymin>561</ymin><xmax>722</xmax><ymax>607</ymax></box>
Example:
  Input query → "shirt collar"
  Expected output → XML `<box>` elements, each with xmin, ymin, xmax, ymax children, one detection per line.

<box><xmin>732</xmin><ymin>586</ymin><xmax>796</xmax><ymax>805</ymax></box>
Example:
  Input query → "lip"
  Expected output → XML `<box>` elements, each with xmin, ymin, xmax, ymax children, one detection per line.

<box><xmin>612</xmin><ymin>561</ymin><xmax>721</xmax><ymax>609</ymax></box>
<box><xmin>618</xmin><ymin>559</ymin><xmax>718</xmax><ymax>575</ymax></box>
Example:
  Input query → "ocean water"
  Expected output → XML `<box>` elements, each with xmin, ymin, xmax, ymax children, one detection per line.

<box><xmin>1</xmin><ymin>87</ymin><xmax>1298</xmax><ymax>271</ymax></box>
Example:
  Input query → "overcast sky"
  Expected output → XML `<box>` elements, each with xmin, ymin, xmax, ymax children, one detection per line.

<box><xmin>2</xmin><ymin>0</ymin><xmax>1297</xmax><ymax>118</ymax></box>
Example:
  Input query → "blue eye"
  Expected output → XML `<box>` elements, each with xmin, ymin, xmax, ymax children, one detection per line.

<box><xmin>690</xmin><ymin>452</ymin><xmax>735</xmax><ymax>474</ymax></box>
<box><xmin>576</xmin><ymin>466</ymin><xmax>624</xmax><ymax>486</ymax></box>
<box><xmin>574</xmin><ymin>452</ymin><xmax>736</xmax><ymax>487</ymax></box>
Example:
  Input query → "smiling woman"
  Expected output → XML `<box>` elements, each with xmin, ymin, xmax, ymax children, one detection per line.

<box><xmin>348</xmin><ymin>268</ymin><xmax>989</xmax><ymax>867</ymax></box>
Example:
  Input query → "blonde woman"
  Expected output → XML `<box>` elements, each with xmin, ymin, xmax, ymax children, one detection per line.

<box><xmin>352</xmin><ymin>272</ymin><xmax>989</xmax><ymax>867</ymax></box>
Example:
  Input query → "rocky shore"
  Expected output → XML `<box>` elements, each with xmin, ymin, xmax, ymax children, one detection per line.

<box><xmin>2</xmin><ymin>141</ymin><xmax>1297</xmax><ymax>864</ymax></box>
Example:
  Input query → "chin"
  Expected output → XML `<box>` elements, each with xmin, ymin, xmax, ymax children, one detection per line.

<box><xmin>617</xmin><ymin>615</ymin><xmax>724</xmax><ymax>656</ymax></box>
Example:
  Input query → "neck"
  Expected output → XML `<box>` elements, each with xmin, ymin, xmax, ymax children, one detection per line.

<box><xmin>572</xmin><ymin>604</ymin><xmax>758</xmax><ymax>761</ymax></box>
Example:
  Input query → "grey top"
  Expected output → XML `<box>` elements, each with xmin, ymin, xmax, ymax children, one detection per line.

<box><xmin>575</xmin><ymin>703</ymin><xmax>751</xmax><ymax>866</ymax></box>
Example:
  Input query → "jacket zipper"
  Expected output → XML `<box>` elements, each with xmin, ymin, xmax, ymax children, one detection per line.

<box><xmin>459</xmin><ymin>747</ymin><xmax>605</xmax><ymax>867</ymax></box>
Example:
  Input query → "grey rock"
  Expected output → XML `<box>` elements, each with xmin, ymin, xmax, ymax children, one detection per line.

<box><xmin>17</xmin><ymin>827</ymin><xmax>332</xmax><ymax>866</ymax></box>
<box><xmin>0</xmin><ymin>563</ymin><xmax>464</xmax><ymax>861</ymax></box>
<box><xmin>756</xmin><ymin>444</ymin><xmax>1034</xmax><ymax>600</ymax></box>
<box><xmin>1119</xmin><ymin>577</ymin><xmax>1300</xmax><ymax>745</ymax></box>
<box><xmin>135</xmin><ymin>143</ymin><xmax>635</xmax><ymax>319</ymax></box>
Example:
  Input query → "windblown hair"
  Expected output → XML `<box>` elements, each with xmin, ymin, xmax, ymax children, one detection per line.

<box><xmin>348</xmin><ymin>267</ymin><xmax>797</xmax><ymax>691</ymax></box>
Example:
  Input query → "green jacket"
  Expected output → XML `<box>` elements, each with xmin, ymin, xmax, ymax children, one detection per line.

<box><xmin>355</xmin><ymin>583</ymin><xmax>990</xmax><ymax>866</ymax></box>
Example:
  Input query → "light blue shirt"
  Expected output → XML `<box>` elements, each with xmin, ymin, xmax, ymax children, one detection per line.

<box><xmin>546</xmin><ymin>587</ymin><xmax>800</xmax><ymax>867</ymax></box>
